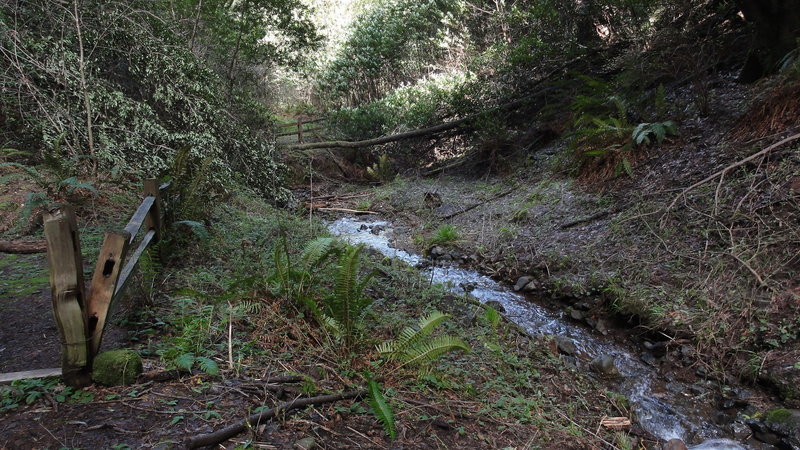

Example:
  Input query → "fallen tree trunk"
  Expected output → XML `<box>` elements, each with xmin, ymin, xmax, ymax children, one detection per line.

<box><xmin>287</xmin><ymin>91</ymin><xmax>551</xmax><ymax>151</ymax></box>
<box><xmin>0</xmin><ymin>240</ymin><xmax>47</xmax><ymax>254</ymax></box>
<box><xmin>184</xmin><ymin>389</ymin><xmax>366</xmax><ymax>449</ymax></box>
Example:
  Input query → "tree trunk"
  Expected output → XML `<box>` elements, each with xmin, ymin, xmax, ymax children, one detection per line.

<box><xmin>736</xmin><ymin>0</ymin><xmax>800</xmax><ymax>82</ymax></box>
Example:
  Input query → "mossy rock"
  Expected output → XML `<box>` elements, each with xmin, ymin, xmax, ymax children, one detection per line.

<box><xmin>765</xmin><ymin>408</ymin><xmax>793</xmax><ymax>423</ymax></box>
<box><xmin>92</xmin><ymin>349</ymin><xmax>142</xmax><ymax>386</ymax></box>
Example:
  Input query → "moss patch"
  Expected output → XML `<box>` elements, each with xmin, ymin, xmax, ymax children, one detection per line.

<box><xmin>92</xmin><ymin>349</ymin><xmax>142</xmax><ymax>386</ymax></box>
<box><xmin>765</xmin><ymin>408</ymin><xmax>793</xmax><ymax>424</ymax></box>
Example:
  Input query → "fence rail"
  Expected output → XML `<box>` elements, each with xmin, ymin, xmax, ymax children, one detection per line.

<box><xmin>276</xmin><ymin>116</ymin><xmax>327</xmax><ymax>143</ymax></box>
<box><xmin>0</xmin><ymin>180</ymin><xmax>169</xmax><ymax>387</ymax></box>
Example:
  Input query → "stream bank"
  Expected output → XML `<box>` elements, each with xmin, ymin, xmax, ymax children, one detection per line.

<box><xmin>327</xmin><ymin>213</ymin><xmax>798</xmax><ymax>449</ymax></box>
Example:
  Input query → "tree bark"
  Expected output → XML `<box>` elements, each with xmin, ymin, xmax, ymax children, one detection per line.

<box><xmin>735</xmin><ymin>0</ymin><xmax>800</xmax><ymax>82</ymax></box>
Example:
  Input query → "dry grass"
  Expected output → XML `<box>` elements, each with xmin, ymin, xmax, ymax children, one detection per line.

<box><xmin>732</xmin><ymin>81</ymin><xmax>800</xmax><ymax>141</ymax></box>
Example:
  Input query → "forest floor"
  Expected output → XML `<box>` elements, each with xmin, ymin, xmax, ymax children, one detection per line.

<box><xmin>1</xmin><ymin>73</ymin><xmax>798</xmax><ymax>450</ymax></box>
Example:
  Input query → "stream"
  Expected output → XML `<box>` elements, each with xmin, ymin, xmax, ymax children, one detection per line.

<box><xmin>329</xmin><ymin>217</ymin><xmax>751</xmax><ymax>449</ymax></box>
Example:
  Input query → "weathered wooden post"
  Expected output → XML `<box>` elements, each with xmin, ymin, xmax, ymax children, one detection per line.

<box><xmin>297</xmin><ymin>117</ymin><xmax>304</xmax><ymax>143</ymax></box>
<box><xmin>143</xmin><ymin>179</ymin><xmax>163</xmax><ymax>258</ymax></box>
<box><xmin>43</xmin><ymin>206</ymin><xmax>92</xmax><ymax>387</ymax></box>
<box><xmin>86</xmin><ymin>230</ymin><xmax>130</xmax><ymax>357</ymax></box>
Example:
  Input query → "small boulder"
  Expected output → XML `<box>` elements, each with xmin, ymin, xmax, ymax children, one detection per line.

<box><xmin>640</xmin><ymin>352</ymin><xmax>658</xmax><ymax>367</ymax></box>
<box><xmin>555</xmin><ymin>336</ymin><xmax>578</xmax><ymax>356</ymax></box>
<box><xmin>294</xmin><ymin>437</ymin><xmax>316</xmax><ymax>450</ymax></box>
<box><xmin>590</xmin><ymin>355</ymin><xmax>620</xmax><ymax>377</ymax></box>
<box><xmin>594</xmin><ymin>318</ymin><xmax>610</xmax><ymax>335</ymax></box>
<box><xmin>760</xmin><ymin>362</ymin><xmax>800</xmax><ymax>408</ymax></box>
<box><xmin>92</xmin><ymin>349</ymin><xmax>143</xmax><ymax>386</ymax></box>
<box><xmin>485</xmin><ymin>300</ymin><xmax>506</xmax><ymax>313</ymax></box>
<box><xmin>662</xmin><ymin>439</ymin><xmax>687</xmax><ymax>450</ymax></box>
<box><xmin>514</xmin><ymin>276</ymin><xmax>533</xmax><ymax>291</ymax></box>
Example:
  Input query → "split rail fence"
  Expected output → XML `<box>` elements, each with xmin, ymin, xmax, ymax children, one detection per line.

<box><xmin>276</xmin><ymin>116</ymin><xmax>327</xmax><ymax>143</ymax></box>
<box><xmin>0</xmin><ymin>180</ymin><xmax>169</xmax><ymax>387</ymax></box>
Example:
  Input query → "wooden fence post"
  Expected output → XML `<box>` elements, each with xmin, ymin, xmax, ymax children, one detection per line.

<box><xmin>143</xmin><ymin>179</ymin><xmax>163</xmax><ymax>259</ymax></box>
<box><xmin>297</xmin><ymin>117</ymin><xmax>304</xmax><ymax>143</ymax></box>
<box><xmin>86</xmin><ymin>230</ymin><xmax>130</xmax><ymax>357</ymax></box>
<box><xmin>43</xmin><ymin>206</ymin><xmax>92</xmax><ymax>387</ymax></box>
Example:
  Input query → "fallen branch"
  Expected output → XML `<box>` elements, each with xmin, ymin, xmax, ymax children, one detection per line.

<box><xmin>560</xmin><ymin>203</ymin><xmax>630</xmax><ymax>229</ymax></box>
<box><xmin>184</xmin><ymin>389</ymin><xmax>366</xmax><ymax>449</ymax></box>
<box><xmin>665</xmin><ymin>133</ymin><xmax>800</xmax><ymax>213</ymax></box>
<box><xmin>316</xmin><ymin>207</ymin><xmax>379</xmax><ymax>215</ymax></box>
<box><xmin>440</xmin><ymin>187</ymin><xmax>519</xmax><ymax>220</ymax></box>
<box><xmin>0</xmin><ymin>239</ymin><xmax>47</xmax><ymax>254</ymax></box>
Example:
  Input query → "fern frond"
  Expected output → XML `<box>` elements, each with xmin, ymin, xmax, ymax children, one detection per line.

<box><xmin>196</xmin><ymin>356</ymin><xmax>219</xmax><ymax>376</ymax></box>
<box><xmin>396</xmin><ymin>335</ymin><xmax>470</xmax><ymax>370</ymax></box>
<box><xmin>334</xmin><ymin>245</ymin><xmax>361</xmax><ymax>302</ymax></box>
<box><xmin>175</xmin><ymin>353</ymin><xmax>195</xmax><ymax>371</ymax></box>
<box><xmin>366</xmin><ymin>376</ymin><xmax>397</xmax><ymax>439</ymax></box>
<box><xmin>300</xmin><ymin>237</ymin><xmax>337</xmax><ymax>270</ymax></box>
<box><xmin>385</xmin><ymin>311</ymin><xmax>450</xmax><ymax>358</ymax></box>
<box><xmin>320</xmin><ymin>314</ymin><xmax>343</xmax><ymax>337</ymax></box>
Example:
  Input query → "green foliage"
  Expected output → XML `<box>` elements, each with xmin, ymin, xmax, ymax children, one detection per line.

<box><xmin>1</xmin><ymin>378</ymin><xmax>94</xmax><ymax>411</ymax></box>
<box><xmin>567</xmin><ymin>76</ymin><xmax>679</xmax><ymax>177</ymax></box>
<box><xmin>268</xmin><ymin>236</ymin><xmax>339</xmax><ymax>314</ymax></box>
<box><xmin>484</xmin><ymin>306</ymin><xmax>502</xmax><ymax>330</ymax></box>
<box><xmin>429</xmin><ymin>224</ymin><xmax>460</xmax><ymax>246</ymax></box>
<box><xmin>366</xmin><ymin>154</ymin><xmax>395</xmax><ymax>183</ymax></box>
<box><xmin>318</xmin><ymin>0</ymin><xmax>461</xmax><ymax>107</ymax></box>
<box><xmin>365</xmin><ymin>374</ymin><xmax>397</xmax><ymax>440</ymax></box>
<box><xmin>632</xmin><ymin>121</ymin><xmax>679</xmax><ymax>147</ymax></box>
<box><xmin>0</xmin><ymin>0</ymin><xmax>302</xmax><ymax>203</ymax></box>
<box><xmin>322</xmin><ymin>245</ymin><xmax>376</xmax><ymax>348</ymax></box>
<box><xmin>377</xmin><ymin>311</ymin><xmax>470</xmax><ymax>373</ymax></box>
<box><xmin>175</xmin><ymin>353</ymin><xmax>220</xmax><ymax>376</ymax></box>
<box><xmin>327</xmin><ymin>72</ymin><xmax>472</xmax><ymax>140</ymax></box>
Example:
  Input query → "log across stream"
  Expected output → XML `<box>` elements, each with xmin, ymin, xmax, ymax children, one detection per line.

<box><xmin>329</xmin><ymin>217</ymin><xmax>749</xmax><ymax>449</ymax></box>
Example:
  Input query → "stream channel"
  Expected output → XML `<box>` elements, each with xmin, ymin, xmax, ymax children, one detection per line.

<box><xmin>329</xmin><ymin>217</ymin><xmax>752</xmax><ymax>449</ymax></box>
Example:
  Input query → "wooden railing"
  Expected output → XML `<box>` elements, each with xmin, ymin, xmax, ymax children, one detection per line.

<box><xmin>2</xmin><ymin>180</ymin><xmax>169</xmax><ymax>387</ymax></box>
<box><xmin>276</xmin><ymin>116</ymin><xmax>327</xmax><ymax>143</ymax></box>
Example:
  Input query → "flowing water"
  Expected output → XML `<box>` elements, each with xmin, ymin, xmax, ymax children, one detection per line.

<box><xmin>329</xmin><ymin>217</ymin><xmax>750</xmax><ymax>449</ymax></box>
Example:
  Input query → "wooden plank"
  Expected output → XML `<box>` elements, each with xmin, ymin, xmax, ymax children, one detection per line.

<box><xmin>276</xmin><ymin>127</ymin><xmax>325</xmax><ymax>137</ymax></box>
<box><xmin>43</xmin><ymin>206</ymin><xmax>92</xmax><ymax>388</ymax></box>
<box><xmin>114</xmin><ymin>229</ymin><xmax>156</xmax><ymax>300</ymax></box>
<box><xmin>86</xmin><ymin>230</ymin><xmax>131</xmax><ymax>357</ymax></box>
<box><xmin>0</xmin><ymin>368</ymin><xmax>62</xmax><ymax>384</ymax></box>
<box><xmin>122</xmin><ymin>196</ymin><xmax>155</xmax><ymax>242</ymax></box>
